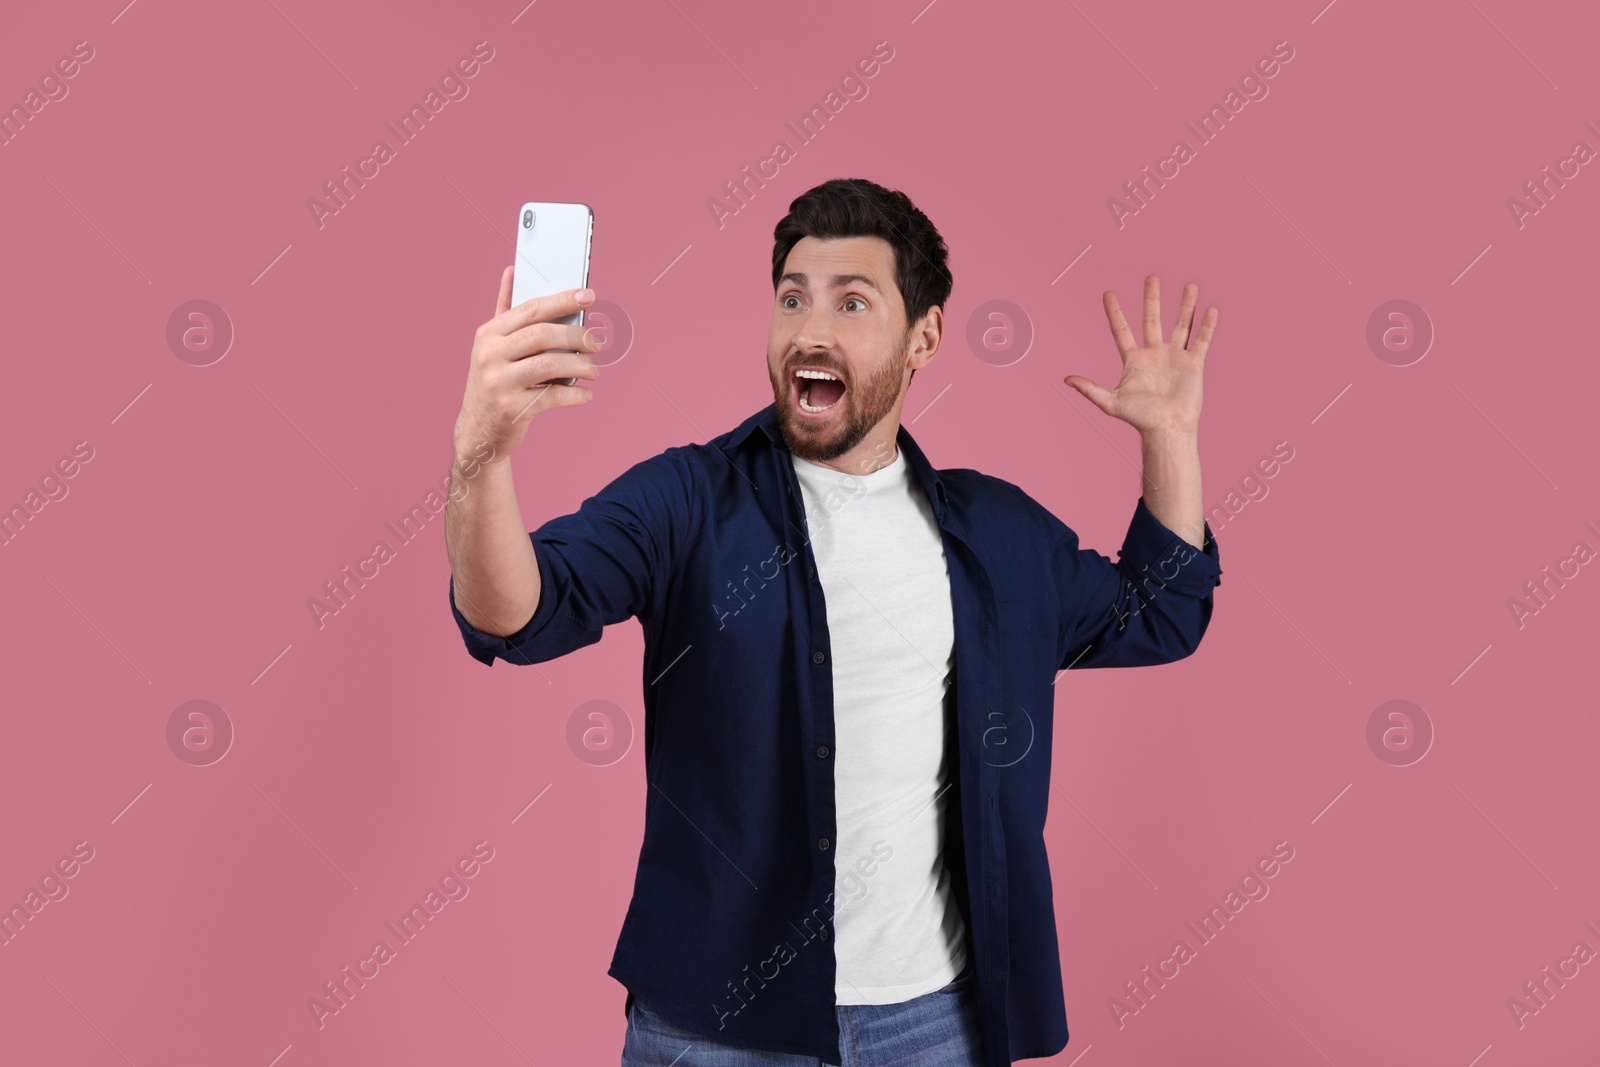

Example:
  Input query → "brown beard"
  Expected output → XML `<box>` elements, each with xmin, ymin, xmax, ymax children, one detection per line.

<box><xmin>770</xmin><ymin>329</ymin><xmax>910</xmax><ymax>464</ymax></box>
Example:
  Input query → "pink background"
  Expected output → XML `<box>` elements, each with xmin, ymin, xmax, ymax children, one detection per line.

<box><xmin>3</xmin><ymin>0</ymin><xmax>1598</xmax><ymax>1064</ymax></box>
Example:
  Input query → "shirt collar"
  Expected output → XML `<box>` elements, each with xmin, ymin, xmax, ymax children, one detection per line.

<box><xmin>726</xmin><ymin>402</ymin><xmax>949</xmax><ymax>523</ymax></box>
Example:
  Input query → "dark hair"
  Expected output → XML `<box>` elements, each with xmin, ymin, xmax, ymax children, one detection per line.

<box><xmin>771</xmin><ymin>178</ymin><xmax>952</xmax><ymax>335</ymax></box>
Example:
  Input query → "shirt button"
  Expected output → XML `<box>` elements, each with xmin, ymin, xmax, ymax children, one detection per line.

<box><xmin>812</xmin><ymin>651</ymin><xmax>826</xmax><ymax>664</ymax></box>
<box><xmin>816</xmin><ymin>745</ymin><xmax>830</xmax><ymax>759</ymax></box>
<box><xmin>819</xmin><ymin>837</ymin><xmax>830</xmax><ymax>851</ymax></box>
<box><xmin>820</xmin><ymin>927</ymin><xmax>831</xmax><ymax>941</ymax></box>
<box><xmin>806</xmin><ymin>565</ymin><xmax>815</xmax><ymax>580</ymax></box>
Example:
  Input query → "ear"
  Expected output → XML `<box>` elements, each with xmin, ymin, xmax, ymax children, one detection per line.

<box><xmin>907</xmin><ymin>305</ymin><xmax>943</xmax><ymax>370</ymax></box>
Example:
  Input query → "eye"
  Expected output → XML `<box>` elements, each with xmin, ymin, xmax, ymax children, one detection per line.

<box><xmin>843</xmin><ymin>297</ymin><xmax>867</xmax><ymax>312</ymax></box>
<box><xmin>781</xmin><ymin>294</ymin><xmax>803</xmax><ymax>310</ymax></box>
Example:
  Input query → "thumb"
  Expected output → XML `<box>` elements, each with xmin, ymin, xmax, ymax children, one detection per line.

<box><xmin>494</xmin><ymin>265</ymin><xmax>514</xmax><ymax>316</ymax></box>
<box><xmin>1063</xmin><ymin>375</ymin><xmax>1116</xmax><ymax>416</ymax></box>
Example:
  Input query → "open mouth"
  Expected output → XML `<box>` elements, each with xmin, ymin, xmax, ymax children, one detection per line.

<box><xmin>791</xmin><ymin>367</ymin><xmax>847</xmax><ymax>419</ymax></box>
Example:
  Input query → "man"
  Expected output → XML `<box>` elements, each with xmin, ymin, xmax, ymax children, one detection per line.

<box><xmin>445</xmin><ymin>178</ymin><xmax>1222</xmax><ymax>1066</ymax></box>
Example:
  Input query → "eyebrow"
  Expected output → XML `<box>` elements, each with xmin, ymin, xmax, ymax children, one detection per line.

<box><xmin>779</xmin><ymin>271</ymin><xmax>882</xmax><ymax>294</ymax></box>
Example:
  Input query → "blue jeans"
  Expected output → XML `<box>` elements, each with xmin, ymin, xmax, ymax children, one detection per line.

<box><xmin>621</xmin><ymin>964</ymin><xmax>984</xmax><ymax>1066</ymax></box>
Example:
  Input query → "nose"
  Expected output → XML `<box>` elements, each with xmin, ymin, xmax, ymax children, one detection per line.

<box><xmin>791</xmin><ymin>304</ymin><xmax>835</xmax><ymax>355</ymax></box>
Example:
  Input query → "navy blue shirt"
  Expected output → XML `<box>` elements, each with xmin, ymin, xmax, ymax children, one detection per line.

<box><xmin>448</xmin><ymin>402</ymin><xmax>1222</xmax><ymax>1066</ymax></box>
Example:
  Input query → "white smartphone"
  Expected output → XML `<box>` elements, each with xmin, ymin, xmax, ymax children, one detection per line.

<box><xmin>511</xmin><ymin>201</ymin><xmax>593</xmax><ymax>387</ymax></box>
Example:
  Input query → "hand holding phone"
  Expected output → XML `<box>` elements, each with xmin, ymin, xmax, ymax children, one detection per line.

<box><xmin>453</xmin><ymin>277</ymin><xmax>600</xmax><ymax>467</ymax></box>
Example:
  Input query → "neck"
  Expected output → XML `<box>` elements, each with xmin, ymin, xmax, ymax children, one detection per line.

<box><xmin>800</xmin><ymin>420</ymin><xmax>900</xmax><ymax>476</ymax></box>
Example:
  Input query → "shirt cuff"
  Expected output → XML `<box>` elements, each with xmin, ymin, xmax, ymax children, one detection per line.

<box><xmin>1119</xmin><ymin>496</ymin><xmax>1223</xmax><ymax>597</ymax></box>
<box><xmin>447</xmin><ymin>538</ymin><xmax>565</xmax><ymax>667</ymax></box>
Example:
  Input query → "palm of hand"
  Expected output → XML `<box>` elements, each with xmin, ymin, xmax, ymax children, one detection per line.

<box><xmin>1064</xmin><ymin>275</ymin><xmax>1216</xmax><ymax>437</ymax></box>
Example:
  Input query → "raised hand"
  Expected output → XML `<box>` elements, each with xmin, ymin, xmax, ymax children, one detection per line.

<box><xmin>453</xmin><ymin>266</ymin><xmax>602</xmax><ymax>469</ymax></box>
<box><xmin>1063</xmin><ymin>274</ymin><xmax>1216</xmax><ymax>438</ymax></box>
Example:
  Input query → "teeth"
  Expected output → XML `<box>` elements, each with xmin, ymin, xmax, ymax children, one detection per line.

<box><xmin>798</xmin><ymin>380</ymin><xmax>836</xmax><ymax>413</ymax></box>
<box><xmin>795</xmin><ymin>368</ymin><xmax>842</xmax><ymax>413</ymax></box>
<box><xmin>800</xmin><ymin>393</ymin><xmax>833</xmax><ymax>413</ymax></box>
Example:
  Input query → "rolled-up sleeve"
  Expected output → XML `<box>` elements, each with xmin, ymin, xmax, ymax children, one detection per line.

<box><xmin>449</xmin><ymin>448</ymin><xmax>699</xmax><ymax>667</ymax></box>
<box><xmin>1052</xmin><ymin>495</ymin><xmax>1221</xmax><ymax>670</ymax></box>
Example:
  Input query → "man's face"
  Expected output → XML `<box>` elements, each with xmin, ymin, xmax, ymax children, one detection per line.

<box><xmin>768</xmin><ymin>235</ymin><xmax>913</xmax><ymax>464</ymax></box>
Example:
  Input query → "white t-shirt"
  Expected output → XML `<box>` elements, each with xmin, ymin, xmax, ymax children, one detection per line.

<box><xmin>790</xmin><ymin>445</ymin><xmax>969</xmax><ymax>1005</ymax></box>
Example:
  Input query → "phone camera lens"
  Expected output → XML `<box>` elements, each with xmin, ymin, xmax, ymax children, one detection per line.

<box><xmin>522</xmin><ymin>209</ymin><xmax>535</xmax><ymax>229</ymax></box>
